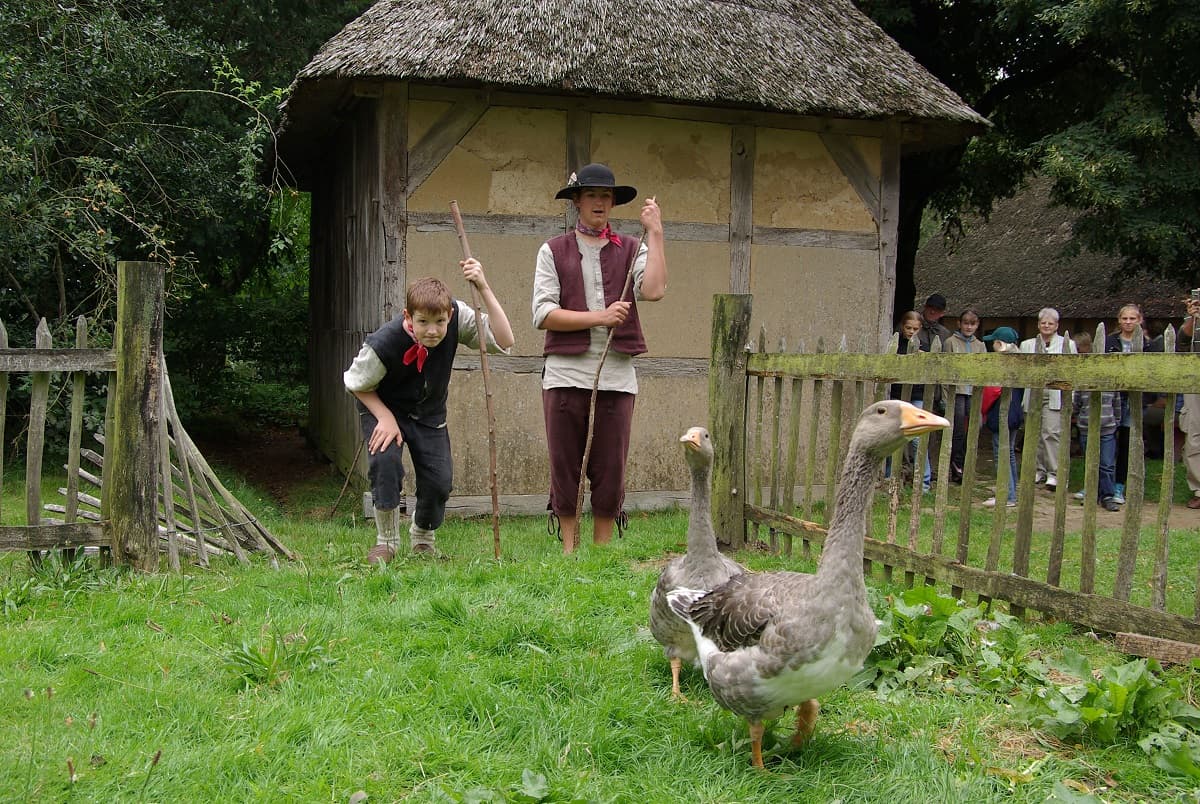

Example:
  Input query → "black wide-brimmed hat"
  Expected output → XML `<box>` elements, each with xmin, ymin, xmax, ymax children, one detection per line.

<box><xmin>555</xmin><ymin>163</ymin><xmax>638</xmax><ymax>206</ymax></box>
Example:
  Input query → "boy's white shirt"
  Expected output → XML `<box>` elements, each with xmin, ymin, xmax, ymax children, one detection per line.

<box><xmin>343</xmin><ymin>300</ymin><xmax>512</xmax><ymax>393</ymax></box>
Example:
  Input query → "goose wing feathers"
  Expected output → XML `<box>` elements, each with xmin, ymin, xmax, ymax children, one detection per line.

<box><xmin>687</xmin><ymin>570</ymin><xmax>823</xmax><ymax>656</ymax></box>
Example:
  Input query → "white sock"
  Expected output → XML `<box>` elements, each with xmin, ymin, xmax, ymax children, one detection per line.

<box><xmin>375</xmin><ymin>508</ymin><xmax>402</xmax><ymax>549</ymax></box>
<box><xmin>409</xmin><ymin>522</ymin><xmax>436</xmax><ymax>549</ymax></box>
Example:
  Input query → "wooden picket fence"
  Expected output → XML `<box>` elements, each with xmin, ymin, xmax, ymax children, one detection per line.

<box><xmin>0</xmin><ymin>262</ymin><xmax>291</xmax><ymax>571</ymax></box>
<box><xmin>708</xmin><ymin>294</ymin><xmax>1200</xmax><ymax>646</ymax></box>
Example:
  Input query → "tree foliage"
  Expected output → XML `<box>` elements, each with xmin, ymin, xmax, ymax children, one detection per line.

<box><xmin>855</xmin><ymin>0</ymin><xmax>1200</xmax><ymax>312</ymax></box>
<box><xmin>0</xmin><ymin>0</ymin><xmax>369</xmax><ymax>440</ymax></box>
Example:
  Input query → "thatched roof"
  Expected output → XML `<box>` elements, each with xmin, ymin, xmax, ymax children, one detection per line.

<box><xmin>915</xmin><ymin>178</ymin><xmax>1193</xmax><ymax>320</ymax></box>
<box><xmin>277</xmin><ymin>0</ymin><xmax>986</xmax><ymax>174</ymax></box>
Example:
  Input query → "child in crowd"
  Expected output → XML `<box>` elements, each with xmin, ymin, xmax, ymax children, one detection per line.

<box><xmin>1072</xmin><ymin>387</ymin><xmax>1125</xmax><ymax>512</ymax></box>
<box><xmin>944</xmin><ymin>307</ymin><xmax>987</xmax><ymax>482</ymax></box>
<box><xmin>344</xmin><ymin>260</ymin><xmax>515</xmax><ymax>562</ymax></box>
<box><xmin>886</xmin><ymin>311</ymin><xmax>932</xmax><ymax>490</ymax></box>
<box><xmin>981</xmin><ymin>327</ymin><xmax>1024</xmax><ymax>508</ymax></box>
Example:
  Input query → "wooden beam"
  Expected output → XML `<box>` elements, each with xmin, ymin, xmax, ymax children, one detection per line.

<box><xmin>748</xmin><ymin>351</ymin><xmax>1200</xmax><ymax>394</ymax></box>
<box><xmin>877</xmin><ymin>127</ymin><xmax>901</xmax><ymax>347</ymax></box>
<box><xmin>0</xmin><ymin>349</ymin><xmax>115</xmax><ymax>372</ymax></box>
<box><xmin>819</xmin><ymin>133</ymin><xmax>880</xmax><ymax>225</ymax></box>
<box><xmin>107</xmin><ymin>261</ymin><xmax>163</xmax><ymax>571</ymax></box>
<box><xmin>1115</xmin><ymin>632</ymin><xmax>1200</xmax><ymax>664</ymax></box>
<box><xmin>380</xmin><ymin>82</ymin><xmax>409</xmax><ymax>323</ymax></box>
<box><xmin>751</xmin><ymin>227</ymin><xmax>877</xmax><ymax>250</ymax></box>
<box><xmin>710</xmin><ymin>294</ymin><xmax>753</xmax><ymax>549</ymax></box>
<box><xmin>406</xmin><ymin>92</ymin><xmax>487</xmax><ymax>194</ymax></box>
<box><xmin>729</xmin><ymin>126</ymin><xmax>754</xmax><ymax>294</ymax></box>
<box><xmin>407</xmin><ymin>84</ymin><xmax>894</xmax><ymax>139</ymax></box>
<box><xmin>0</xmin><ymin>523</ymin><xmax>106</xmax><ymax>551</ymax></box>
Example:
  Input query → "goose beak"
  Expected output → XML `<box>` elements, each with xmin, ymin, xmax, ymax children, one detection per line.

<box><xmin>680</xmin><ymin>427</ymin><xmax>703</xmax><ymax>450</ymax></box>
<box><xmin>900</xmin><ymin>404</ymin><xmax>950</xmax><ymax>436</ymax></box>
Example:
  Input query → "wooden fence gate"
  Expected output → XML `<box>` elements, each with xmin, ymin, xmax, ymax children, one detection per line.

<box><xmin>709</xmin><ymin>294</ymin><xmax>1200</xmax><ymax>647</ymax></box>
<box><xmin>0</xmin><ymin>262</ymin><xmax>290</xmax><ymax>571</ymax></box>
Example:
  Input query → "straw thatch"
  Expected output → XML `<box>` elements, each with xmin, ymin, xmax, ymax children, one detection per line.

<box><xmin>279</xmin><ymin>0</ymin><xmax>986</xmax><ymax>166</ymax></box>
<box><xmin>915</xmin><ymin>177</ymin><xmax>1192</xmax><ymax>321</ymax></box>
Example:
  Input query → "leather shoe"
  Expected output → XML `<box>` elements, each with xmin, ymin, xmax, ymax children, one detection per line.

<box><xmin>1188</xmin><ymin>497</ymin><xmax>1200</xmax><ymax>510</ymax></box>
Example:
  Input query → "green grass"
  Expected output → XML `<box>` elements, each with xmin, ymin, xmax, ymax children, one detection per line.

<box><xmin>3</xmin><ymin>468</ymin><xmax>1200</xmax><ymax>802</ymax></box>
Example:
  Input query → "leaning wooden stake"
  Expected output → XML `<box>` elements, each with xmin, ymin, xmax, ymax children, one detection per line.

<box><xmin>449</xmin><ymin>201</ymin><xmax>502</xmax><ymax>560</ymax></box>
<box><xmin>574</xmin><ymin>222</ymin><xmax>649</xmax><ymax>550</ymax></box>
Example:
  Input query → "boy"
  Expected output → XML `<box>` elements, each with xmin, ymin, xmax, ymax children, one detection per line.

<box><xmin>344</xmin><ymin>259</ymin><xmax>514</xmax><ymax>562</ymax></box>
<box><xmin>532</xmin><ymin>163</ymin><xmax>666</xmax><ymax>553</ymax></box>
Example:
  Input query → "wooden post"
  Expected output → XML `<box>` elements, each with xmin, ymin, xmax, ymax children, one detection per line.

<box><xmin>710</xmin><ymin>294</ymin><xmax>752</xmax><ymax>549</ymax></box>
<box><xmin>107</xmin><ymin>261</ymin><xmax>164</xmax><ymax>571</ymax></box>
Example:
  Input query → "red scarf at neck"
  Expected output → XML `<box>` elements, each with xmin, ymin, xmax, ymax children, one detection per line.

<box><xmin>575</xmin><ymin>221</ymin><xmax>621</xmax><ymax>245</ymax></box>
<box><xmin>402</xmin><ymin>321</ymin><xmax>428</xmax><ymax>372</ymax></box>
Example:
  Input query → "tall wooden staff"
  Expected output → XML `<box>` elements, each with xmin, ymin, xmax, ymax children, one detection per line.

<box><xmin>572</xmin><ymin>210</ymin><xmax>652</xmax><ymax>550</ymax></box>
<box><xmin>449</xmin><ymin>201</ymin><xmax>501</xmax><ymax>559</ymax></box>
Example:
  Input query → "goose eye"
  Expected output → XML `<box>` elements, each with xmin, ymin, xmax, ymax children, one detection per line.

<box><xmin>875</xmin><ymin>406</ymin><xmax>887</xmax><ymax>415</ymax></box>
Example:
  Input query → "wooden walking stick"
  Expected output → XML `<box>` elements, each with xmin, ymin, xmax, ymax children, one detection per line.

<box><xmin>449</xmin><ymin>200</ymin><xmax>502</xmax><ymax>560</ymax></box>
<box><xmin>573</xmin><ymin>206</ymin><xmax>653</xmax><ymax>550</ymax></box>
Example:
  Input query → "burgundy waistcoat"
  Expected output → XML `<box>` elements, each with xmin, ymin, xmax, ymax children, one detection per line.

<box><xmin>543</xmin><ymin>232</ymin><xmax>647</xmax><ymax>356</ymax></box>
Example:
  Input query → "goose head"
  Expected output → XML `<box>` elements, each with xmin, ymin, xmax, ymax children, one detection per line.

<box><xmin>680</xmin><ymin>426</ymin><xmax>714</xmax><ymax>472</ymax></box>
<box><xmin>851</xmin><ymin>400</ymin><xmax>950</xmax><ymax>459</ymax></box>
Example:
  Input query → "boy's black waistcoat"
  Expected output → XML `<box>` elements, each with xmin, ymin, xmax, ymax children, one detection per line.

<box><xmin>361</xmin><ymin>305</ymin><xmax>460</xmax><ymax>426</ymax></box>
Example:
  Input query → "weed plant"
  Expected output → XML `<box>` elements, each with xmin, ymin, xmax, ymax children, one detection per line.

<box><xmin>2</xmin><ymin>467</ymin><xmax>1200</xmax><ymax>801</ymax></box>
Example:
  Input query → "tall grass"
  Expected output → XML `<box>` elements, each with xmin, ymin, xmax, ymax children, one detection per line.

<box><xmin>1</xmin><ymin>468</ymin><xmax>1198</xmax><ymax>801</ymax></box>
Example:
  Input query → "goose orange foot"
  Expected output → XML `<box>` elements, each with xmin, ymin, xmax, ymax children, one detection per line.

<box><xmin>791</xmin><ymin>699</ymin><xmax>820</xmax><ymax>746</ymax></box>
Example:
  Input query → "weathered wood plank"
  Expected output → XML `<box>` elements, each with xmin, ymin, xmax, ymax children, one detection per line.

<box><xmin>768</xmin><ymin>337</ymin><xmax>785</xmax><ymax>554</ymax></box>
<box><xmin>751</xmin><ymin>325</ymin><xmax>767</xmax><ymax>547</ymax></box>
<box><xmin>1115</xmin><ymin>344</ymin><xmax>1147</xmax><ymax>601</ymax></box>
<box><xmin>1154</xmin><ymin>391</ymin><xmax>1177</xmax><ymax>611</ymax></box>
<box><xmin>1046</xmin><ymin>401</ymin><xmax>1073</xmax><ymax>586</ymax></box>
<box><xmin>26</xmin><ymin>319</ymin><xmax>51</xmax><ymax>565</ymax></box>
<box><xmin>730</xmin><ymin>125</ymin><xmax>754</xmax><ymax>294</ymax></box>
<box><xmin>1116</xmin><ymin>632</ymin><xmax>1200</xmax><ymax>664</ymax></box>
<box><xmin>0</xmin><ymin>523</ymin><xmax>106</xmax><ymax>550</ymax></box>
<box><xmin>709</xmin><ymin>295</ymin><xmax>753</xmax><ymax>549</ymax></box>
<box><xmin>751</xmin><ymin>227</ymin><xmax>878</xmax><ymax>251</ymax></box>
<box><xmin>781</xmin><ymin>344</ymin><xmax>805</xmax><ymax>557</ymax></box>
<box><xmin>876</xmin><ymin>128</ymin><xmax>901</xmax><ymax>349</ymax></box>
<box><xmin>748</xmin><ymin>351</ymin><xmax>1199</xmax><ymax>394</ymax></box>
<box><xmin>0</xmin><ymin>349</ymin><xmax>115</xmax><ymax>373</ymax></box>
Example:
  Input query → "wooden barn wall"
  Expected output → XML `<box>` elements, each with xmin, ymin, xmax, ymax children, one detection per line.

<box><xmin>309</xmin><ymin>85</ymin><xmax>894</xmax><ymax>503</ymax></box>
<box><xmin>309</xmin><ymin>101</ymin><xmax>383</xmax><ymax>469</ymax></box>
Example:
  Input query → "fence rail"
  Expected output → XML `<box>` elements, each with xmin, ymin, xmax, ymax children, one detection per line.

<box><xmin>710</xmin><ymin>294</ymin><xmax>1200</xmax><ymax>644</ymax></box>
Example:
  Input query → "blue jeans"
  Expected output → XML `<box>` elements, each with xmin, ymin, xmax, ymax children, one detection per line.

<box><xmin>1078</xmin><ymin>430</ymin><xmax>1117</xmax><ymax>502</ymax></box>
<box><xmin>991</xmin><ymin>430</ymin><xmax>1018</xmax><ymax>504</ymax></box>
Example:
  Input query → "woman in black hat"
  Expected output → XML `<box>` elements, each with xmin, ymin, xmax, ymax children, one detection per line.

<box><xmin>531</xmin><ymin>163</ymin><xmax>666</xmax><ymax>553</ymax></box>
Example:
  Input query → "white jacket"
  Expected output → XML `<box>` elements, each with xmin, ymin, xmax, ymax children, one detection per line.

<box><xmin>1020</xmin><ymin>333</ymin><xmax>1077</xmax><ymax>410</ymax></box>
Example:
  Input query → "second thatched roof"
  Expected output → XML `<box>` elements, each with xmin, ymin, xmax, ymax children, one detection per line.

<box><xmin>278</xmin><ymin>0</ymin><xmax>986</xmax><ymax>173</ymax></box>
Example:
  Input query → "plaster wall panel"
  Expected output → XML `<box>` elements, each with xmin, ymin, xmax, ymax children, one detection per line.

<box><xmin>591</xmin><ymin>114</ymin><xmax>731</xmax><ymax>224</ymax></box>
<box><xmin>754</xmin><ymin>128</ymin><xmax>877</xmax><ymax>232</ymax></box>
<box><xmin>408</xmin><ymin>106</ymin><xmax>566</xmax><ymax>216</ymax></box>
<box><xmin>405</xmin><ymin>231</ymin><xmax>550</xmax><ymax>357</ymax></box>
<box><xmin>749</xmin><ymin>244</ymin><xmax>880</xmax><ymax>351</ymax></box>
<box><xmin>635</xmin><ymin>240</ymin><xmax>730</xmax><ymax>359</ymax></box>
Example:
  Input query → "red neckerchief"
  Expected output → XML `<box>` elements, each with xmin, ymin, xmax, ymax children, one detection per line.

<box><xmin>575</xmin><ymin>221</ymin><xmax>621</xmax><ymax>245</ymax></box>
<box><xmin>402</xmin><ymin>320</ymin><xmax>428</xmax><ymax>372</ymax></box>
